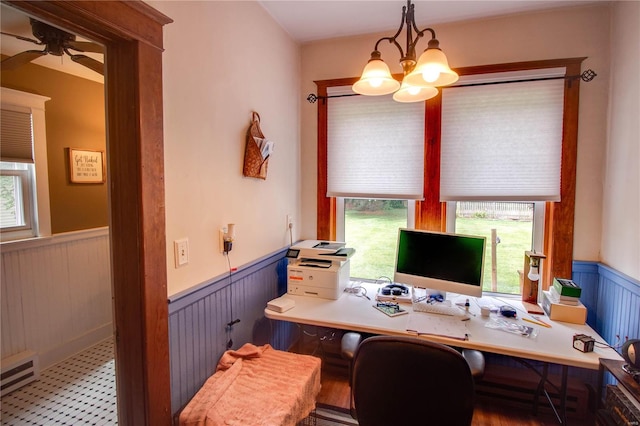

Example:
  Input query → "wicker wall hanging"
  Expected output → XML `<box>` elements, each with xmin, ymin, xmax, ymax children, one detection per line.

<box><xmin>243</xmin><ymin>111</ymin><xmax>273</xmax><ymax>180</ymax></box>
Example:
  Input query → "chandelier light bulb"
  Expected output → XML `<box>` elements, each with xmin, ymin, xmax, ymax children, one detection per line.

<box><xmin>392</xmin><ymin>81</ymin><xmax>438</xmax><ymax>103</ymax></box>
<box><xmin>422</xmin><ymin>67</ymin><xmax>441</xmax><ymax>83</ymax></box>
<box><xmin>352</xmin><ymin>55</ymin><xmax>400</xmax><ymax>96</ymax></box>
<box><xmin>408</xmin><ymin>85</ymin><xmax>421</xmax><ymax>95</ymax></box>
<box><xmin>369</xmin><ymin>78</ymin><xmax>383</xmax><ymax>88</ymax></box>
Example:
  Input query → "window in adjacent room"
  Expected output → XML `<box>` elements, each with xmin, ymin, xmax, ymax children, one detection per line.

<box><xmin>1</xmin><ymin>88</ymin><xmax>51</xmax><ymax>242</ymax></box>
<box><xmin>1</xmin><ymin>162</ymin><xmax>34</xmax><ymax>235</ymax></box>
<box><xmin>328</xmin><ymin>87</ymin><xmax>424</xmax><ymax>280</ymax></box>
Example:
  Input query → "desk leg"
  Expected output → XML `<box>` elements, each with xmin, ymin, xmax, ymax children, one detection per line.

<box><xmin>559</xmin><ymin>365</ymin><xmax>568</xmax><ymax>425</ymax></box>
<box><xmin>532</xmin><ymin>363</ymin><xmax>548</xmax><ymax>416</ymax></box>
<box><xmin>530</xmin><ymin>361</ymin><xmax>568</xmax><ymax>424</ymax></box>
<box><xmin>597</xmin><ymin>363</ymin><xmax>605</xmax><ymax>410</ymax></box>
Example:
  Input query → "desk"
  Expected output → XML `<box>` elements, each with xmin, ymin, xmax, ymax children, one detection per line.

<box><xmin>265</xmin><ymin>283</ymin><xmax>622</xmax><ymax>423</ymax></box>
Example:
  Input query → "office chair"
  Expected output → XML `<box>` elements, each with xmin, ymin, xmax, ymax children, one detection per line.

<box><xmin>351</xmin><ymin>336</ymin><xmax>475</xmax><ymax>426</ymax></box>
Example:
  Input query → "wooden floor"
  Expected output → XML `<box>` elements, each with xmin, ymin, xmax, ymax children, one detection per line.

<box><xmin>316</xmin><ymin>364</ymin><xmax>573</xmax><ymax>426</ymax></box>
<box><xmin>296</xmin><ymin>329</ymin><xmax>591</xmax><ymax>426</ymax></box>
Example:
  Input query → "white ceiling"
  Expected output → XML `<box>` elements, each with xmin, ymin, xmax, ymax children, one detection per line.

<box><xmin>1</xmin><ymin>1</ymin><xmax>602</xmax><ymax>81</ymax></box>
<box><xmin>258</xmin><ymin>0</ymin><xmax>603</xmax><ymax>43</ymax></box>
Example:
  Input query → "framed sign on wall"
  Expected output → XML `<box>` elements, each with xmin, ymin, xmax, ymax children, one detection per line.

<box><xmin>68</xmin><ymin>148</ymin><xmax>105</xmax><ymax>183</ymax></box>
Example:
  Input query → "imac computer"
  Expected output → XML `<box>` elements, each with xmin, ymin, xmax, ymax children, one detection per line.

<box><xmin>393</xmin><ymin>228</ymin><xmax>486</xmax><ymax>299</ymax></box>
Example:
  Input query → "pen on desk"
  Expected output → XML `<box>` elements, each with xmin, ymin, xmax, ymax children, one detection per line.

<box><xmin>522</xmin><ymin>317</ymin><xmax>551</xmax><ymax>328</ymax></box>
<box><xmin>531</xmin><ymin>315</ymin><xmax>552</xmax><ymax>328</ymax></box>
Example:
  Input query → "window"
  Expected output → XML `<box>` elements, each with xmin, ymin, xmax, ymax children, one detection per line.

<box><xmin>440</xmin><ymin>69</ymin><xmax>564</xmax><ymax>293</ymax></box>
<box><xmin>327</xmin><ymin>87</ymin><xmax>423</xmax><ymax>280</ymax></box>
<box><xmin>1</xmin><ymin>87</ymin><xmax>51</xmax><ymax>242</ymax></box>
<box><xmin>446</xmin><ymin>201</ymin><xmax>544</xmax><ymax>294</ymax></box>
<box><xmin>338</xmin><ymin>198</ymin><xmax>415</xmax><ymax>280</ymax></box>
<box><xmin>0</xmin><ymin>163</ymin><xmax>34</xmax><ymax>236</ymax></box>
<box><xmin>316</xmin><ymin>59</ymin><xmax>584</xmax><ymax>288</ymax></box>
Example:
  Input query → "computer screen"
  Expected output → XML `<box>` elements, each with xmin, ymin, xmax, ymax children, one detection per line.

<box><xmin>393</xmin><ymin>228</ymin><xmax>486</xmax><ymax>298</ymax></box>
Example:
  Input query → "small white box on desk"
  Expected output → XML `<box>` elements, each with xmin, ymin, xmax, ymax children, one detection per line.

<box><xmin>541</xmin><ymin>291</ymin><xmax>587</xmax><ymax>324</ymax></box>
<box><xmin>267</xmin><ymin>296</ymin><xmax>296</xmax><ymax>313</ymax></box>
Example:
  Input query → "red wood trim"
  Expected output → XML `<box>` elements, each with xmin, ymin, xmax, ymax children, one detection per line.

<box><xmin>5</xmin><ymin>2</ymin><xmax>173</xmax><ymax>424</ymax></box>
<box><xmin>418</xmin><ymin>93</ymin><xmax>444</xmax><ymax>231</ymax></box>
<box><xmin>543</xmin><ymin>60</ymin><xmax>584</xmax><ymax>287</ymax></box>
<box><xmin>316</xmin><ymin>82</ymin><xmax>330</xmax><ymax>240</ymax></box>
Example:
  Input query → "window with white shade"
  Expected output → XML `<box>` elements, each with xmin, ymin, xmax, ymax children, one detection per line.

<box><xmin>328</xmin><ymin>87</ymin><xmax>423</xmax><ymax>279</ymax></box>
<box><xmin>440</xmin><ymin>69</ymin><xmax>565</xmax><ymax>201</ymax></box>
<box><xmin>327</xmin><ymin>86</ymin><xmax>425</xmax><ymax>200</ymax></box>
<box><xmin>317</xmin><ymin>61</ymin><xmax>581</xmax><ymax>292</ymax></box>
<box><xmin>441</xmin><ymin>69</ymin><xmax>565</xmax><ymax>293</ymax></box>
<box><xmin>1</xmin><ymin>88</ymin><xmax>51</xmax><ymax>242</ymax></box>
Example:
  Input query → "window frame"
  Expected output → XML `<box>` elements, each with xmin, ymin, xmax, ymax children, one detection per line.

<box><xmin>316</xmin><ymin>58</ymin><xmax>585</xmax><ymax>290</ymax></box>
<box><xmin>0</xmin><ymin>168</ymin><xmax>35</xmax><ymax>236</ymax></box>
<box><xmin>0</xmin><ymin>87</ymin><xmax>51</xmax><ymax>242</ymax></box>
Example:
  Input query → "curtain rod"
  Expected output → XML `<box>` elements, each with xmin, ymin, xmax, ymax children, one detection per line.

<box><xmin>307</xmin><ymin>68</ymin><xmax>596</xmax><ymax>103</ymax></box>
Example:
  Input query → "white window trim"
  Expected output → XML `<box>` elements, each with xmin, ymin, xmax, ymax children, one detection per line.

<box><xmin>1</xmin><ymin>168</ymin><xmax>34</xmax><ymax>233</ymax></box>
<box><xmin>1</xmin><ymin>87</ymin><xmax>51</xmax><ymax>240</ymax></box>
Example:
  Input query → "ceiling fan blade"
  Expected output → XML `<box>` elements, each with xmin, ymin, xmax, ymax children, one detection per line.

<box><xmin>1</xmin><ymin>50</ymin><xmax>47</xmax><ymax>71</ymax></box>
<box><xmin>67</xmin><ymin>40</ymin><xmax>104</xmax><ymax>54</ymax></box>
<box><xmin>0</xmin><ymin>31</ymin><xmax>42</xmax><ymax>46</ymax></box>
<box><xmin>69</xmin><ymin>54</ymin><xmax>104</xmax><ymax>75</ymax></box>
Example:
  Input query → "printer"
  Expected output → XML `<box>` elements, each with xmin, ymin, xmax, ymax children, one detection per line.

<box><xmin>286</xmin><ymin>240</ymin><xmax>355</xmax><ymax>300</ymax></box>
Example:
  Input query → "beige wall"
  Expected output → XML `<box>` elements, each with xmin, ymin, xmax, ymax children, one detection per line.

<box><xmin>300</xmin><ymin>4</ymin><xmax>615</xmax><ymax>269</ymax></box>
<box><xmin>149</xmin><ymin>1</ymin><xmax>301</xmax><ymax>296</ymax></box>
<box><xmin>601</xmin><ymin>1</ymin><xmax>640</xmax><ymax>280</ymax></box>
<box><xmin>1</xmin><ymin>60</ymin><xmax>108</xmax><ymax>234</ymax></box>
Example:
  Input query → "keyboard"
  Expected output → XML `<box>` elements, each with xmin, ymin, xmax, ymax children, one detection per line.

<box><xmin>412</xmin><ymin>301</ymin><xmax>467</xmax><ymax>317</ymax></box>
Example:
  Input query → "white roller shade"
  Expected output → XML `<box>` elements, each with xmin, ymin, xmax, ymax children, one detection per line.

<box><xmin>1</xmin><ymin>108</ymin><xmax>34</xmax><ymax>163</ymax></box>
<box><xmin>440</xmin><ymin>71</ymin><xmax>565</xmax><ymax>201</ymax></box>
<box><xmin>327</xmin><ymin>87</ymin><xmax>424</xmax><ymax>199</ymax></box>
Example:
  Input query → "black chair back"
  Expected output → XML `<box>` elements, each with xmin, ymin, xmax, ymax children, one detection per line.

<box><xmin>352</xmin><ymin>335</ymin><xmax>475</xmax><ymax>425</ymax></box>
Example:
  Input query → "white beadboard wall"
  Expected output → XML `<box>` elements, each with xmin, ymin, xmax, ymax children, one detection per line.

<box><xmin>1</xmin><ymin>227</ymin><xmax>113</xmax><ymax>369</ymax></box>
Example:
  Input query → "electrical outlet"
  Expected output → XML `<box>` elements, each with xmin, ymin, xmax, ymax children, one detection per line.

<box><xmin>286</xmin><ymin>214</ymin><xmax>294</xmax><ymax>229</ymax></box>
<box><xmin>174</xmin><ymin>238</ymin><xmax>189</xmax><ymax>267</ymax></box>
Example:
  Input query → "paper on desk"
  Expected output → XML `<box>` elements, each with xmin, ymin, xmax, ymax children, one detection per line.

<box><xmin>406</xmin><ymin>313</ymin><xmax>468</xmax><ymax>340</ymax></box>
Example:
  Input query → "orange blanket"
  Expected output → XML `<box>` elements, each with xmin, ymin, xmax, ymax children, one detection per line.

<box><xmin>179</xmin><ymin>344</ymin><xmax>321</xmax><ymax>425</ymax></box>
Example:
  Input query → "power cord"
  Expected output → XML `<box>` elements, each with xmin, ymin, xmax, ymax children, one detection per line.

<box><xmin>225</xmin><ymin>252</ymin><xmax>240</xmax><ymax>349</ymax></box>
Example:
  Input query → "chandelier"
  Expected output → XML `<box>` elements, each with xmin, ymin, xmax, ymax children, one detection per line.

<box><xmin>352</xmin><ymin>0</ymin><xmax>458</xmax><ymax>102</ymax></box>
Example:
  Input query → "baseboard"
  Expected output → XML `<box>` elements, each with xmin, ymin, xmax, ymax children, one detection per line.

<box><xmin>38</xmin><ymin>323</ymin><xmax>113</xmax><ymax>370</ymax></box>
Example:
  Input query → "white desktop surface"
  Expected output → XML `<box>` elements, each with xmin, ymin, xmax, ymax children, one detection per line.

<box><xmin>265</xmin><ymin>283</ymin><xmax>622</xmax><ymax>370</ymax></box>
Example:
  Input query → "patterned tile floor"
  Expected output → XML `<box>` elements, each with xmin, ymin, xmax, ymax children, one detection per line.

<box><xmin>1</xmin><ymin>339</ymin><xmax>117</xmax><ymax>425</ymax></box>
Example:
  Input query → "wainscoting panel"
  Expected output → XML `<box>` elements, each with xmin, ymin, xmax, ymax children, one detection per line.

<box><xmin>1</xmin><ymin>228</ymin><xmax>113</xmax><ymax>369</ymax></box>
<box><xmin>572</xmin><ymin>261</ymin><xmax>640</xmax><ymax>345</ymax></box>
<box><xmin>168</xmin><ymin>249</ymin><xmax>295</xmax><ymax>415</ymax></box>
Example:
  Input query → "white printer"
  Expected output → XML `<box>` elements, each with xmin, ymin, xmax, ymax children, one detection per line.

<box><xmin>285</xmin><ymin>240</ymin><xmax>355</xmax><ymax>300</ymax></box>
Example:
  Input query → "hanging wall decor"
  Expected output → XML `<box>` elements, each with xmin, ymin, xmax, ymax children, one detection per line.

<box><xmin>242</xmin><ymin>111</ymin><xmax>273</xmax><ymax>180</ymax></box>
<box><xmin>68</xmin><ymin>148</ymin><xmax>105</xmax><ymax>183</ymax></box>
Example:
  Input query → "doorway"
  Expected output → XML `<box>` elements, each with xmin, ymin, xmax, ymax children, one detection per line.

<box><xmin>2</xmin><ymin>1</ymin><xmax>173</xmax><ymax>424</ymax></box>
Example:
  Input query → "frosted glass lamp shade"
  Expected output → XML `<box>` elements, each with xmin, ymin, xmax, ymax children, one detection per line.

<box><xmin>404</xmin><ymin>47</ymin><xmax>459</xmax><ymax>87</ymax></box>
<box><xmin>392</xmin><ymin>80</ymin><xmax>438</xmax><ymax>102</ymax></box>
<box><xmin>353</xmin><ymin>59</ymin><xmax>400</xmax><ymax>96</ymax></box>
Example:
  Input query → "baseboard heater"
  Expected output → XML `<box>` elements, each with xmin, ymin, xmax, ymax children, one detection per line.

<box><xmin>1</xmin><ymin>350</ymin><xmax>39</xmax><ymax>396</ymax></box>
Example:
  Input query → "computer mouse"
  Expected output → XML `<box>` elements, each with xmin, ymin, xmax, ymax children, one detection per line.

<box><xmin>499</xmin><ymin>305</ymin><xmax>517</xmax><ymax>318</ymax></box>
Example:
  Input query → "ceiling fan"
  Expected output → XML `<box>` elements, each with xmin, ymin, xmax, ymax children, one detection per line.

<box><xmin>1</xmin><ymin>18</ymin><xmax>104</xmax><ymax>75</ymax></box>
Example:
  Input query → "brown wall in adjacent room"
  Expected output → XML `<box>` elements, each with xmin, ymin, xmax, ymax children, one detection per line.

<box><xmin>1</xmin><ymin>58</ymin><xmax>107</xmax><ymax>233</ymax></box>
